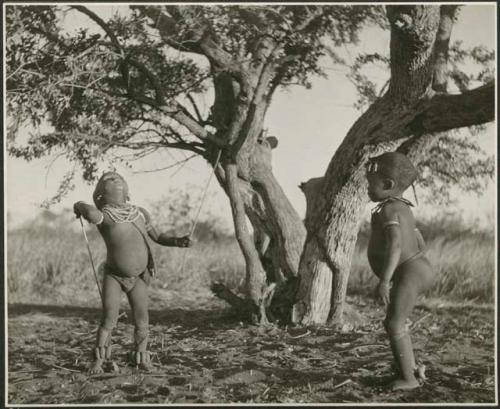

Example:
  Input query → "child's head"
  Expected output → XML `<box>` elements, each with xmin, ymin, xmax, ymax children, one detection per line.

<box><xmin>93</xmin><ymin>171</ymin><xmax>130</xmax><ymax>209</ymax></box>
<box><xmin>365</xmin><ymin>152</ymin><xmax>418</xmax><ymax>202</ymax></box>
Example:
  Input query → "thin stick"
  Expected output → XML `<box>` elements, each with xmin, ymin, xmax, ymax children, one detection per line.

<box><xmin>333</xmin><ymin>379</ymin><xmax>352</xmax><ymax>389</ymax></box>
<box><xmin>410</xmin><ymin>312</ymin><xmax>431</xmax><ymax>329</ymax></box>
<box><xmin>79</xmin><ymin>216</ymin><xmax>103</xmax><ymax>305</ymax></box>
<box><xmin>52</xmin><ymin>364</ymin><xmax>81</xmax><ymax>373</ymax></box>
<box><xmin>179</xmin><ymin>149</ymin><xmax>222</xmax><ymax>274</ymax></box>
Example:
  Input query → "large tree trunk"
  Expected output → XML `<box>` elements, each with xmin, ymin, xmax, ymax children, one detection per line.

<box><xmin>292</xmin><ymin>97</ymin><xmax>401</xmax><ymax>324</ymax></box>
<box><xmin>212</xmin><ymin>135</ymin><xmax>306</xmax><ymax>322</ymax></box>
<box><xmin>208</xmin><ymin>4</ymin><xmax>494</xmax><ymax>326</ymax></box>
<box><xmin>292</xmin><ymin>4</ymin><xmax>497</xmax><ymax>325</ymax></box>
<box><xmin>209</xmin><ymin>70</ymin><xmax>306</xmax><ymax>321</ymax></box>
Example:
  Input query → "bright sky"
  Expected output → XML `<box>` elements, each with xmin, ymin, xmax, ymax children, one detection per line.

<box><xmin>4</xmin><ymin>3</ymin><xmax>497</xmax><ymax>230</ymax></box>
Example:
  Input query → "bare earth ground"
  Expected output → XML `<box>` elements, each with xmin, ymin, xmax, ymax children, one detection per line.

<box><xmin>7</xmin><ymin>289</ymin><xmax>496</xmax><ymax>405</ymax></box>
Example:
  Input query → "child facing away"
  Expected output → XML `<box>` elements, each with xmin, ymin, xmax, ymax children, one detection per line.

<box><xmin>365</xmin><ymin>152</ymin><xmax>435</xmax><ymax>391</ymax></box>
<box><xmin>74</xmin><ymin>171</ymin><xmax>191</xmax><ymax>373</ymax></box>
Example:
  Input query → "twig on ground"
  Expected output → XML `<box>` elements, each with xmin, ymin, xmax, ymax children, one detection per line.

<box><xmin>11</xmin><ymin>376</ymin><xmax>34</xmax><ymax>384</ymax></box>
<box><xmin>336</xmin><ymin>343</ymin><xmax>386</xmax><ymax>353</ymax></box>
<box><xmin>411</xmin><ymin>312</ymin><xmax>431</xmax><ymax>329</ymax></box>
<box><xmin>52</xmin><ymin>364</ymin><xmax>80</xmax><ymax>373</ymax></box>
<box><xmin>288</xmin><ymin>329</ymin><xmax>311</xmax><ymax>339</ymax></box>
<box><xmin>333</xmin><ymin>378</ymin><xmax>352</xmax><ymax>389</ymax></box>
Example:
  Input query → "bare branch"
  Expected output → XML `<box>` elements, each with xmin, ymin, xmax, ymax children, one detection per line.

<box><xmin>406</xmin><ymin>82</ymin><xmax>494</xmax><ymax>135</ymax></box>
<box><xmin>186</xmin><ymin>93</ymin><xmax>205</xmax><ymax>124</ymax></box>
<box><xmin>71</xmin><ymin>6</ymin><xmax>122</xmax><ymax>50</ymax></box>
<box><xmin>132</xmin><ymin>154</ymin><xmax>197</xmax><ymax>174</ymax></box>
<box><xmin>432</xmin><ymin>5</ymin><xmax>459</xmax><ymax>92</ymax></box>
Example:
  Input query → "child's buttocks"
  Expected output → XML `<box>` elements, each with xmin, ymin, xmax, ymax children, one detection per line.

<box><xmin>393</xmin><ymin>255</ymin><xmax>435</xmax><ymax>293</ymax></box>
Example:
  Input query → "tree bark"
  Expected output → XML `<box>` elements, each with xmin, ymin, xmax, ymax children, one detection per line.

<box><xmin>212</xmin><ymin>135</ymin><xmax>306</xmax><ymax>322</ymax></box>
<box><xmin>293</xmin><ymin>5</ymin><xmax>495</xmax><ymax>326</ymax></box>
<box><xmin>432</xmin><ymin>5</ymin><xmax>458</xmax><ymax>92</ymax></box>
<box><xmin>224</xmin><ymin>160</ymin><xmax>267</xmax><ymax>321</ymax></box>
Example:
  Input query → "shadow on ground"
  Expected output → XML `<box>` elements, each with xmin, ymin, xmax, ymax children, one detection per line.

<box><xmin>7</xmin><ymin>298</ymin><xmax>496</xmax><ymax>404</ymax></box>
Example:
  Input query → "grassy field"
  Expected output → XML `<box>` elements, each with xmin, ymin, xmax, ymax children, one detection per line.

<box><xmin>7</xmin><ymin>212</ymin><xmax>495</xmax><ymax>306</ymax></box>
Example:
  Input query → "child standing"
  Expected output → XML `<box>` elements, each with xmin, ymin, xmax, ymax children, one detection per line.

<box><xmin>365</xmin><ymin>152</ymin><xmax>435</xmax><ymax>390</ymax></box>
<box><xmin>74</xmin><ymin>171</ymin><xmax>191</xmax><ymax>373</ymax></box>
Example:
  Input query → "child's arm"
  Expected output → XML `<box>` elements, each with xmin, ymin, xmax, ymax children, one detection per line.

<box><xmin>415</xmin><ymin>228</ymin><xmax>426</xmax><ymax>252</ymax></box>
<box><xmin>377</xmin><ymin>205</ymin><xmax>402</xmax><ymax>305</ymax></box>
<box><xmin>138</xmin><ymin>207</ymin><xmax>191</xmax><ymax>247</ymax></box>
<box><xmin>73</xmin><ymin>201</ymin><xmax>104</xmax><ymax>224</ymax></box>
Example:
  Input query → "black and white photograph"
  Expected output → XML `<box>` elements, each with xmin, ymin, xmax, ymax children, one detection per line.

<box><xmin>4</xmin><ymin>1</ymin><xmax>497</xmax><ymax>405</ymax></box>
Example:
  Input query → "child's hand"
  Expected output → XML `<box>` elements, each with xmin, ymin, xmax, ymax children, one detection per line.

<box><xmin>73</xmin><ymin>201</ymin><xmax>83</xmax><ymax>218</ymax></box>
<box><xmin>176</xmin><ymin>235</ymin><xmax>191</xmax><ymax>248</ymax></box>
<box><xmin>376</xmin><ymin>280</ymin><xmax>390</xmax><ymax>306</ymax></box>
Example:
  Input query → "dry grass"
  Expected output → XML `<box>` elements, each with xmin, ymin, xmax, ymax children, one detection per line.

<box><xmin>349</xmin><ymin>217</ymin><xmax>495</xmax><ymax>302</ymax></box>
<box><xmin>6</xmin><ymin>213</ymin><xmax>494</xmax><ymax>306</ymax></box>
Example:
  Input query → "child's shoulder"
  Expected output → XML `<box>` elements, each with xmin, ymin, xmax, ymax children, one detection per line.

<box><xmin>378</xmin><ymin>199</ymin><xmax>410</xmax><ymax>220</ymax></box>
<box><xmin>135</xmin><ymin>206</ymin><xmax>153</xmax><ymax>227</ymax></box>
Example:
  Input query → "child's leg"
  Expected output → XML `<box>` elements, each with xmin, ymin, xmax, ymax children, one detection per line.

<box><xmin>89</xmin><ymin>274</ymin><xmax>121</xmax><ymax>374</ymax></box>
<box><xmin>385</xmin><ymin>268</ymin><xmax>422</xmax><ymax>390</ymax></box>
<box><xmin>126</xmin><ymin>278</ymin><xmax>152</xmax><ymax>370</ymax></box>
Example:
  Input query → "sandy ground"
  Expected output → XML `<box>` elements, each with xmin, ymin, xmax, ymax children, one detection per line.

<box><xmin>7</xmin><ymin>290</ymin><xmax>496</xmax><ymax>404</ymax></box>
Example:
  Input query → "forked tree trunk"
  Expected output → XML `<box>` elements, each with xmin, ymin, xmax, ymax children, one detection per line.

<box><xmin>212</xmin><ymin>136</ymin><xmax>306</xmax><ymax>322</ymax></box>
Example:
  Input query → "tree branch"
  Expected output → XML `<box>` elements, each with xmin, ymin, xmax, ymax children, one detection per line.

<box><xmin>73</xmin><ymin>6</ymin><xmax>166</xmax><ymax>105</ymax></box>
<box><xmin>71</xmin><ymin>6</ymin><xmax>121</xmax><ymax>50</ymax></box>
<box><xmin>186</xmin><ymin>93</ymin><xmax>205</xmax><ymax>124</ymax></box>
<box><xmin>407</xmin><ymin>82</ymin><xmax>494</xmax><ymax>134</ymax></box>
<box><xmin>386</xmin><ymin>5</ymin><xmax>441</xmax><ymax>104</ymax></box>
<box><xmin>432</xmin><ymin>5</ymin><xmax>459</xmax><ymax>92</ymax></box>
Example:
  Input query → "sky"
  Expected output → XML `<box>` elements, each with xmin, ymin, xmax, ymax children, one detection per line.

<box><xmin>4</xmin><ymin>3</ymin><xmax>497</xmax><ymax>231</ymax></box>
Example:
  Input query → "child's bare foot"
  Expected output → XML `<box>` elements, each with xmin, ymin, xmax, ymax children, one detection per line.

<box><xmin>88</xmin><ymin>359</ymin><xmax>104</xmax><ymax>374</ymax></box>
<box><xmin>138</xmin><ymin>361</ymin><xmax>155</xmax><ymax>372</ymax></box>
<box><xmin>390</xmin><ymin>378</ymin><xmax>420</xmax><ymax>390</ymax></box>
<box><xmin>130</xmin><ymin>351</ymin><xmax>154</xmax><ymax>372</ymax></box>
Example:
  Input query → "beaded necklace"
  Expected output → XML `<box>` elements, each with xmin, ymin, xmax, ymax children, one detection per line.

<box><xmin>372</xmin><ymin>196</ymin><xmax>414</xmax><ymax>214</ymax></box>
<box><xmin>102</xmin><ymin>203</ymin><xmax>141</xmax><ymax>223</ymax></box>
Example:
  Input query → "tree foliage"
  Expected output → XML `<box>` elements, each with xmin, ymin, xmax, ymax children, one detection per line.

<box><xmin>6</xmin><ymin>5</ymin><xmax>383</xmax><ymax>201</ymax></box>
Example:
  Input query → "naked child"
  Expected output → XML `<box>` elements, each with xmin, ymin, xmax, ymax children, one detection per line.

<box><xmin>74</xmin><ymin>171</ymin><xmax>191</xmax><ymax>373</ymax></box>
<box><xmin>366</xmin><ymin>152</ymin><xmax>435</xmax><ymax>390</ymax></box>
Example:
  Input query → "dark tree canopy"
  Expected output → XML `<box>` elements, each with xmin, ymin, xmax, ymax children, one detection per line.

<box><xmin>7</xmin><ymin>5</ymin><xmax>493</xmax><ymax>207</ymax></box>
<box><xmin>6</xmin><ymin>5</ymin><xmax>383</xmax><ymax>193</ymax></box>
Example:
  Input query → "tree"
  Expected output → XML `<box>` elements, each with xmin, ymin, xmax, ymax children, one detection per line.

<box><xmin>292</xmin><ymin>5</ymin><xmax>494</xmax><ymax>324</ymax></box>
<box><xmin>6</xmin><ymin>5</ymin><xmax>494</xmax><ymax>325</ymax></box>
<box><xmin>6</xmin><ymin>4</ymin><xmax>383</xmax><ymax>323</ymax></box>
